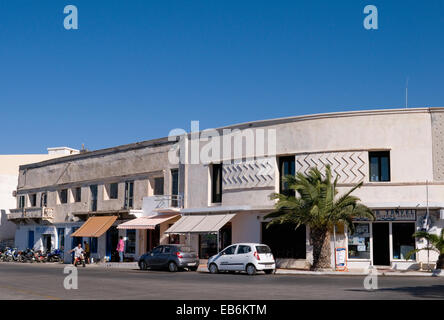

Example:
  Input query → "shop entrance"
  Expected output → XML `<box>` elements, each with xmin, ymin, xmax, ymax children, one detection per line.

<box><xmin>106</xmin><ymin>227</ymin><xmax>119</xmax><ymax>262</ymax></box>
<box><xmin>42</xmin><ymin>234</ymin><xmax>52</xmax><ymax>253</ymax></box>
<box><xmin>372</xmin><ymin>223</ymin><xmax>390</xmax><ymax>266</ymax></box>
<box><xmin>146</xmin><ymin>226</ymin><xmax>160</xmax><ymax>252</ymax></box>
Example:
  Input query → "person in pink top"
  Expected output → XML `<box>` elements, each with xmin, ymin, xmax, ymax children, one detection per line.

<box><xmin>116</xmin><ymin>236</ymin><xmax>125</xmax><ymax>262</ymax></box>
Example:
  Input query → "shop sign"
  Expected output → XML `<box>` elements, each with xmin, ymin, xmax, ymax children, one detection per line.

<box><xmin>374</xmin><ymin>209</ymin><xmax>416</xmax><ymax>221</ymax></box>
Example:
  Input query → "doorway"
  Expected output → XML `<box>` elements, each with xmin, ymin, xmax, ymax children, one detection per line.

<box><xmin>146</xmin><ymin>226</ymin><xmax>160</xmax><ymax>252</ymax></box>
<box><xmin>106</xmin><ymin>227</ymin><xmax>119</xmax><ymax>262</ymax></box>
<box><xmin>42</xmin><ymin>235</ymin><xmax>52</xmax><ymax>253</ymax></box>
<box><xmin>372</xmin><ymin>223</ymin><xmax>390</xmax><ymax>266</ymax></box>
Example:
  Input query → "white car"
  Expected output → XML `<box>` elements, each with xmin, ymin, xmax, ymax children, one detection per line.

<box><xmin>207</xmin><ymin>243</ymin><xmax>276</xmax><ymax>275</ymax></box>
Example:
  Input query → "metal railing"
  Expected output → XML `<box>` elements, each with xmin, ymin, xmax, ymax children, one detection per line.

<box><xmin>7</xmin><ymin>207</ymin><xmax>54</xmax><ymax>220</ymax></box>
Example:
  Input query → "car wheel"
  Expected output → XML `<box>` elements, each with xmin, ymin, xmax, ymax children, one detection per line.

<box><xmin>209</xmin><ymin>263</ymin><xmax>219</xmax><ymax>274</ymax></box>
<box><xmin>246</xmin><ymin>264</ymin><xmax>256</xmax><ymax>275</ymax></box>
<box><xmin>168</xmin><ymin>261</ymin><xmax>178</xmax><ymax>272</ymax></box>
<box><xmin>139</xmin><ymin>260</ymin><xmax>147</xmax><ymax>270</ymax></box>
<box><xmin>264</xmin><ymin>269</ymin><xmax>274</xmax><ymax>275</ymax></box>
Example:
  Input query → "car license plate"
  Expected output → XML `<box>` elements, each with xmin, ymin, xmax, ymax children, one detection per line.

<box><xmin>188</xmin><ymin>262</ymin><xmax>196</xmax><ymax>266</ymax></box>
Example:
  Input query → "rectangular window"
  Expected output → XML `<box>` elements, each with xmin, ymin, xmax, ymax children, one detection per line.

<box><xmin>41</xmin><ymin>193</ymin><xmax>47</xmax><ymax>207</ymax></box>
<box><xmin>109</xmin><ymin>183</ymin><xmax>118</xmax><ymax>199</ymax></box>
<box><xmin>29</xmin><ymin>194</ymin><xmax>37</xmax><ymax>207</ymax></box>
<box><xmin>124</xmin><ymin>181</ymin><xmax>134</xmax><ymax>209</ymax></box>
<box><xmin>392</xmin><ymin>223</ymin><xmax>416</xmax><ymax>260</ymax></box>
<box><xmin>171</xmin><ymin>169</ymin><xmax>179</xmax><ymax>207</ymax></box>
<box><xmin>154</xmin><ymin>177</ymin><xmax>164</xmax><ymax>195</ymax></box>
<box><xmin>279</xmin><ymin>156</ymin><xmax>295</xmax><ymax>196</ymax></box>
<box><xmin>59</xmin><ymin>189</ymin><xmax>68</xmax><ymax>204</ymax></box>
<box><xmin>369</xmin><ymin>151</ymin><xmax>390</xmax><ymax>182</ymax></box>
<box><xmin>90</xmin><ymin>185</ymin><xmax>98</xmax><ymax>211</ymax></box>
<box><xmin>125</xmin><ymin>230</ymin><xmax>136</xmax><ymax>254</ymax></box>
<box><xmin>57</xmin><ymin>228</ymin><xmax>65</xmax><ymax>250</ymax></box>
<box><xmin>211</xmin><ymin>164</ymin><xmax>222</xmax><ymax>203</ymax></box>
<box><xmin>18</xmin><ymin>196</ymin><xmax>25</xmax><ymax>208</ymax></box>
<box><xmin>74</xmin><ymin>187</ymin><xmax>81</xmax><ymax>202</ymax></box>
<box><xmin>348</xmin><ymin>223</ymin><xmax>371</xmax><ymax>259</ymax></box>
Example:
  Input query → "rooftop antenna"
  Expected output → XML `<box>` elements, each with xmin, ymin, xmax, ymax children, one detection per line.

<box><xmin>405</xmin><ymin>77</ymin><xmax>409</xmax><ymax>109</ymax></box>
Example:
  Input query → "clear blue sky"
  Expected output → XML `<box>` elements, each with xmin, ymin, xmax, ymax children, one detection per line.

<box><xmin>1</xmin><ymin>0</ymin><xmax>443</xmax><ymax>153</ymax></box>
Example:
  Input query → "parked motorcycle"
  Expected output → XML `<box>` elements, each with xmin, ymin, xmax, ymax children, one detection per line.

<box><xmin>47</xmin><ymin>249</ymin><xmax>64</xmax><ymax>263</ymax></box>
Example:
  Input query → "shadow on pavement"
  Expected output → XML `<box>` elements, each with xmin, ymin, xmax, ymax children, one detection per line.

<box><xmin>348</xmin><ymin>285</ymin><xmax>444</xmax><ymax>299</ymax></box>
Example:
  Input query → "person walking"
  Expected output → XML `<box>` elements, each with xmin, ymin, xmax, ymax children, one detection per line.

<box><xmin>116</xmin><ymin>236</ymin><xmax>125</xmax><ymax>262</ymax></box>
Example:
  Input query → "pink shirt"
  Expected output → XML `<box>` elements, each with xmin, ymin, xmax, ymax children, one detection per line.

<box><xmin>116</xmin><ymin>239</ymin><xmax>125</xmax><ymax>252</ymax></box>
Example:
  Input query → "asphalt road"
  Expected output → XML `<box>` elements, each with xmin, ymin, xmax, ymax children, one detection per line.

<box><xmin>0</xmin><ymin>263</ymin><xmax>443</xmax><ymax>300</ymax></box>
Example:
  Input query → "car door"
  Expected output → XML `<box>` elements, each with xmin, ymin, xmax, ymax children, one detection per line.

<box><xmin>159</xmin><ymin>245</ymin><xmax>173</xmax><ymax>267</ymax></box>
<box><xmin>217</xmin><ymin>245</ymin><xmax>237</xmax><ymax>271</ymax></box>
<box><xmin>231</xmin><ymin>245</ymin><xmax>252</xmax><ymax>271</ymax></box>
<box><xmin>147</xmin><ymin>246</ymin><xmax>163</xmax><ymax>267</ymax></box>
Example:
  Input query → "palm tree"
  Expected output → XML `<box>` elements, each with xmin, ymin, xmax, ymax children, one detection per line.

<box><xmin>265</xmin><ymin>165</ymin><xmax>374</xmax><ymax>271</ymax></box>
<box><xmin>405</xmin><ymin>229</ymin><xmax>444</xmax><ymax>270</ymax></box>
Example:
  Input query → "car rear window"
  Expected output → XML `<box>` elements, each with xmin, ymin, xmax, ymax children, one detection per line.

<box><xmin>256</xmin><ymin>245</ymin><xmax>272</xmax><ymax>254</ymax></box>
<box><xmin>176</xmin><ymin>246</ymin><xmax>193</xmax><ymax>252</ymax></box>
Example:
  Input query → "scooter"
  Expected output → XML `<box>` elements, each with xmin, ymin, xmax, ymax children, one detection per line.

<box><xmin>74</xmin><ymin>253</ymin><xmax>86</xmax><ymax>267</ymax></box>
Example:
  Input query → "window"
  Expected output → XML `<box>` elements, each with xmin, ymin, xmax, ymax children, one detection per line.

<box><xmin>221</xmin><ymin>245</ymin><xmax>237</xmax><ymax>255</ymax></box>
<box><xmin>154</xmin><ymin>177</ymin><xmax>164</xmax><ymax>195</ymax></box>
<box><xmin>125</xmin><ymin>230</ymin><xmax>136</xmax><ymax>254</ymax></box>
<box><xmin>199</xmin><ymin>234</ymin><xmax>218</xmax><ymax>259</ymax></box>
<box><xmin>237</xmin><ymin>245</ymin><xmax>251</xmax><ymax>254</ymax></box>
<box><xmin>59</xmin><ymin>189</ymin><xmax>68</xmax><ymax>204</ymax></box>
<box><xmin>18</xmin><ymin>196</ymin><xmax>25</xmax><ymax>208</ymax></box>
<box><xmin>168</xmin><ymin>224</ymin><xmax>180</xmax><ymax>244</ymax></box>
<box><xmin>41</xmin><ymin>193</ymin><xmax>47</xmax><ymax>207</ymax></box>
<box><xmin>348</xmin><ymin>223</ymin><xmax>371</xmax><ymax>259</ymax></box>
<box><xmin>90</xmin><ymin>185</ymin><xmax>98</xmax><ymax>211</ymax></box>
<box><xmin>90</xmin><ymin>237</ymin><xmax>98</xmax><ymax>254</ymax></box>
<box><xmin>74</xmin><ymin>187</ymin><xmax>81</xmax><ymax>202</ymax></box>
<box><xmin>29</xmin><ymin>194</ymin><xmax>37</xmax><ymax>207</ymax></box>
<box><xmin>279</xmin><ymin>156</ymin><xmax>295</xmax><ymax>196</ymax></box>
<box><xmin>109</xmin><ymin>183</ymin><xmax>118</xmax><ymax>199</ymax></box>
<box><xmin>57</xmin><ymin>228</ymin><xmax>65</xmax><ymax>250</ymax></box>
<box><xmin>392</xmin><ymin>223</ymin><xmax>416</xmax><ymax>260</ymax></box>
<box><xmin>163</xmin><ymin>246</ymin><xmax>172</xmax><ymax>254</ymax></box>
<box><xmin>124</xmin><ymin>181</ymin><xmax>134</xmax><ymax>209</ymax></box>
<box><xmin>171</xmin><ymin>169</ymin><xmax>179</xmax><ymax>207</ymax></box>
<box><xmin>369</xmin><ymin>151</ymin><xmax>390</xmax><ymax>182</ymax></box>
<box><xmin>211</xmin><ymin>164</ymin><xmax>222</xmax><ymax>203</ymax></box>
<box><xmin>152</xmin><ymin>246</ymin><xmax>162</xmax><ymax>254</ymax></box>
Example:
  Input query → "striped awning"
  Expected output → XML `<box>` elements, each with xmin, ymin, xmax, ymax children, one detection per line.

<box><xmin>70</xmin><ymin>216</ymin><xmax>117</xmax><ymax>238</ymax></box>
<box><xmin>164</xmin><ymin>213</ymin><xmax>236</xmax><ymax>234</ymax></box>
<box><xmin>117</xmin><ymin>214</ymin><xmax>179</xmax><ymax>230</ymax></box>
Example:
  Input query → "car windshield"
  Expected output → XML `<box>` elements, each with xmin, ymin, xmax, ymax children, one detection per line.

<box><xmin>256</xmin><ymin>245</ymin><xmax>272</xmax><ymax>254</ymax></box>
<box><xmin>177</xmin><ymin>246</ymin><xmax>193</xmax><ymax>252</ymax></box>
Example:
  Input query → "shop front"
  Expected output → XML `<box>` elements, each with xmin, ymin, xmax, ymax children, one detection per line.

<box><xmin>347</xmin><ymin>209</ymin><xmax>422</xmax><ymax>270</ymax></box>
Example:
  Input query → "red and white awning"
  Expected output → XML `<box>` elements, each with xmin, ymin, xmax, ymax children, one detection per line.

<box><xmin>117</xmin><ymin>214</ymin><xmax>179</xmax><ymax>230</ymax></box>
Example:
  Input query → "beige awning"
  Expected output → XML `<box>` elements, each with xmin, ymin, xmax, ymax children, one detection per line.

<box><xmin>117</xmin><ymin>214</ymin><xmax>179</xmax><ymax>230</ymax></box>
<box><xmin>164</xmin><ymin>213</ymin><xmax>236</xmax><ymax>234</ymax></box>
<box><xmin>70</xmin><ymin>216</ymin><xmax>117</xmax><ymax>238</ymax></box>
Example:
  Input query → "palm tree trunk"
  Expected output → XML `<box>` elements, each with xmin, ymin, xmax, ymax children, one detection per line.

<box><xmin>436</xmin><ymin>254</ymin><xmax>444</xmax><ymax>270</ymax></box>
<box><xmin>310</xmin><ymin>227</ymin><xmax>332</xmax><ymax>271</ymax></box>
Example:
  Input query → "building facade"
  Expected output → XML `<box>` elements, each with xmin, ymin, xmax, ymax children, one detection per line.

<box><xmin>0</xmin><ymin>147</ymin><xmax>78</xmax><ymax>247</ymax></box>
<box><xmin>166</xmin><ymin>107</ymin><xmax>444</xmax><ymax>271</ymax></box>
<box><xmin>8</xmin><ymin>139</ymin><xmax>183</xmax><ymax>263</ymax></box>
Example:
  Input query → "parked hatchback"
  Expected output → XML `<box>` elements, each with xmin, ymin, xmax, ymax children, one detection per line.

<box><xmin>138</xmin><ymin>245</ymin><xmax>199</xmax><ymax>272</ymax></box>
<box><xmin>207</xmin><ymin>243</ymin><xmax>275</xmax><ymax>275</ymax></box>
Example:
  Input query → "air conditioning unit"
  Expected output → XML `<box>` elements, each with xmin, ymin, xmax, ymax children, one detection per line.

<box><xmin>440</xmin><ymin>209</ymin><xmax>444</xmax><ymax>220</ymax></box>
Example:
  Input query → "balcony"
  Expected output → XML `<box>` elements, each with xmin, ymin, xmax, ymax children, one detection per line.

<box><xmin>8</xmin><ymin>207</ymin><xmax>54</xmax><ymax>223</ymax></box>
<box><xmin>142</xmin><ymin>195</ymin><xmax>183</xmax><ymax>215</ymax></box>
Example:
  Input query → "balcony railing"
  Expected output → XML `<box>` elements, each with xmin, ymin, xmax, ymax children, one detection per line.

<box><xmin>8</xmin><ymin>207</ymin><xmax>54</xmax><ymax>221</ymax></box>
<box><xmin>142</xmin><ymin>194</ymin><xmax>183</xmax><ymax>214</ymax></box>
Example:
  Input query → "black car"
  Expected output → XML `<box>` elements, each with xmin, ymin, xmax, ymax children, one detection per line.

<box><xmin>138</xmin><ymin>245</ymin><xmax>199</xmax><ymax>272</ymax></box>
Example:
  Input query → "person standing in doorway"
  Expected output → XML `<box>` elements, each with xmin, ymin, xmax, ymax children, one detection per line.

<box><xmin>116</xmin><ymin>236</ymin><xmax>125</xmax><ymax>262</ymax></box>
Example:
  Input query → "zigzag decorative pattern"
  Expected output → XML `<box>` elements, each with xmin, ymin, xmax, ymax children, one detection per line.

<box><xmin>222</xmin><ymin>157</ymin><xmax>275</xmax><ymax>189</ymax></box>
<box><xmin>295</xmin><ymin>151</ymin><xmax>367</xmax><ymax>184</ymax></box>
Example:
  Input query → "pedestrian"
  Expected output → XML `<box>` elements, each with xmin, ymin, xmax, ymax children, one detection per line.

<box><xmin>83</xmin><ymin>240</ymin><xmax>90</xmax><ymax>264</ymax></box>
<box><xmin>116</xmin><ymin>236</ymin><xmax>125</xmax><ymax>262</ymax></box>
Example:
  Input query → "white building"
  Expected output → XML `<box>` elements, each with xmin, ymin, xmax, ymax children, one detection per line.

<box><xmin>165</xmin><ymin>107</ymin><xmax>444</xmax><ymax>271</ymax></box>
<box><xmin>0</xmin><ymin>147</ymin><xmax>78</xmax><ymax>247</ymax></box>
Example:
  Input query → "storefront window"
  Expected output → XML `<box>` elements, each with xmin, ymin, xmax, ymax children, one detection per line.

<box><xmin>199</xmin><ymin>233</ymin><xmax>218</xmax><ymax>259</ymax></box>
<box><xmin>392</xmin><ymin>223</ymin><xmax>416</xmax><ymax>260</ymax></box>
<box><xmin>125</xmin><ymin>230</ymin><xmax>136</xmax><ymax>254</ymax></box>
<box><xmin>348</xmin><ymin>223</ymin><xmax>371</xmax><ymax>259</ymax></box>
